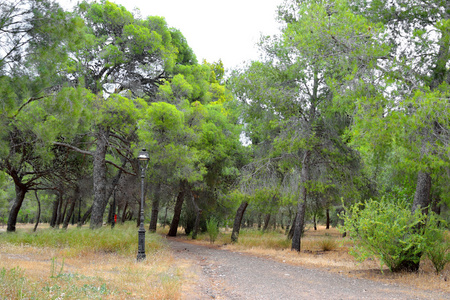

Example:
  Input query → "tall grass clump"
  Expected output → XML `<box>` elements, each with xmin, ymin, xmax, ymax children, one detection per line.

<box><xmin>0</xmin><ymin>223</ymin><xmax>165</xmax><ymax>256</ymax></box>
<box><xmin>316</xmin><ymin>238</ymin><xmax>338</xmax><ymax>251</ymax></box>
<box><xmin>236</xmin><ymin>229</ymin><xmax>291</xmax><ymax>249</ymax></box>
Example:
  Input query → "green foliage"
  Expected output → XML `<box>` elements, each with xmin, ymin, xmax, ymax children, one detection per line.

<box><xmin>340</xmin><ymin>197</ymin><xmax>447</xmax><ymax>272</ymax></box>
<box><xmin>206</xmin><ymin>217</ymin><xmax>219</xmax><ymax>244</ymax></box>
<box><xmin>423</xmin><ymin>214</ymin><xmax>450</xmax><ymax>274</ymax></box>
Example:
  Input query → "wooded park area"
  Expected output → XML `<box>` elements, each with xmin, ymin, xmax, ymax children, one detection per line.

<box><xmin>1</xmin><ymin>0</ymin><xmax>449</xmax><ymax>278</ymax></box>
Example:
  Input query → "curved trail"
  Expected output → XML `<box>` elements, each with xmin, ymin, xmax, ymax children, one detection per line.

<box><xmin>166</xmin><ymin>237</ymin><xmax>448</xmax><ymax>300</ymax></box>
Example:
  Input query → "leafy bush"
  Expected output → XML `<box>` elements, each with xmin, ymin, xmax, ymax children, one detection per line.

<box><xmin>423</xmin><ymin>214</ymin><xmax>450</xmax><ymax>274</ymax></box>
<box><xmin>206</xmin><ymin>217</ymin><xmax>219</xmax><ymax>244</ymax></box>
<box><xmin>340</xmin><ymin>197</ymin><xmax>430</xmax><ymax>272</ymax></box>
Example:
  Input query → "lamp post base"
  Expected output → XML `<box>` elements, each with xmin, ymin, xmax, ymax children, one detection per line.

<box><xmin>137</xmin><ymin>226</ymin><xmax>146</xmax><ymax>261</ymax></box>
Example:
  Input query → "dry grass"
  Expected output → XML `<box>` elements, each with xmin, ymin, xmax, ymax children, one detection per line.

<box><xmin>0</xmin><ymin>223</ymin><xmax>183</xmax><ymax>299</ymax></box>
<box><xmin>171</xmin><ymin>225</ymin><xmax>450</xmax><ymax>294</ymax></box>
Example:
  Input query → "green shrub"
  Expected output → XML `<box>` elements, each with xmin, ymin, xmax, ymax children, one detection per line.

<box><xmin>206</xmin><ymin>217</ymin><xmax>219</xmax><ymax>244</ymax></box>
<box><xmin>340</xmin><ymin>197</ymin><xmax>429</xmax><ymax>272</ymax></box>
<box><xmin>423</xmin><ymin>214</ymin><xmax>450</xmax><ymax>274</ymax></box>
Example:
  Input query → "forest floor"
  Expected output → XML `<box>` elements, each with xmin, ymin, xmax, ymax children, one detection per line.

<box><xmin>165</xmin><ymin>226</ymin><xmax>450</xmax><ymax>300</ymax></box>
<box><xmin>1</xmin><ymin>224</ymin><xmax>449</xmax><ymax>299</ymax></box>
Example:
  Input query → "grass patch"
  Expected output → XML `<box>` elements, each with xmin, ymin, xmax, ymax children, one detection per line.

<box><xmin>0</xmin><ymin>223</ymin><xmax>181</xmax><ymax>299</ymax></box>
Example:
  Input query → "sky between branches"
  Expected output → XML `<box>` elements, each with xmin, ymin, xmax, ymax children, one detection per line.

<box><xmin>58</xmin><ymin>0</ymin><xmax>283</xmax><ymax>70</ymax></box>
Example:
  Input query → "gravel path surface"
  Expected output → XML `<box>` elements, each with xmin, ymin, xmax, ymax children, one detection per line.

<box><xmin>166</xmin><ymin>238</ymin><xmax>449</xmax><ymax>300</ymax></box>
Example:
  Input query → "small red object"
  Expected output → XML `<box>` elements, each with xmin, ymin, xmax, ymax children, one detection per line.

<box><xmin>114</xmin><ymin>214</ymin><xmax>117</xmax><ymax>223</ymax></box>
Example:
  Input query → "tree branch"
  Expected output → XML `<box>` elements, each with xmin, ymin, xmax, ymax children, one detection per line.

<box><xmin>53</xmin><ymin>141</ymin><xmax>94</xmax><ymax>156</ymax></box>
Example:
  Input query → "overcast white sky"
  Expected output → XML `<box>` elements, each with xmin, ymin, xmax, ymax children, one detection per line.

<box><xmin>58</xmin><ymin>0</ymin><xmax>284</xmax><ymax>70</ymax></box>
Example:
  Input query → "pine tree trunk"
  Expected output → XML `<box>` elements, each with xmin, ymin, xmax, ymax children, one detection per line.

<box><xmin>292</xmin><ymin>151</ymin><xmax>310</xmax><ymax>252</ymax></box>
<box><xmin>263</xmin><ymin>214</ymin><xmax>271</xmax><ymax>232</ymax></box>
<box><xmin>168</xmin><ymin>180</ymin><xmax>186</xmax><ymax>237</ymax></box>
<box><xmin>326</xmin><ymin>208</ymin><xmax>330</xmax><ymax>229</ymax></box>
<box><xmin>189</xmin><ymin>189</ymin><xmax>201</xmax><ymax>240</ymax></box>
<box><xmin>90</xmin><ymin>127</ymin><xmax>108</xmax><ymax>229</ymax></box>
<box><xmin>257</xmin><ymin>213</ymin><xmax>262</xmax><ymax>230</ymax></box>
<box><xmin>78</xmin><ymin>206</ymin><xmax>92</xmax><ymax>228</ymax></box>
<box><xmin>58</xmin><ymin>196</ymin><xmax>69</xmax><ymax>228</ymax></box>
<box><xmin>231</xmin><ymin>201</ymin><xmax>248</xmax><ymax>243</ymax></box>
<box><xmin>149</xmin><ymin>182</ymin><xmax>161</xmax><ymax>232</ymax></box>
<box><xmin>313</xmin><ymin>214</ymin><xmax>317</xmax><ymax>230</ymax></box>
<box><xmin>63</xmin><ymin>186</ymin><xmax>79</xmax><ymax>229</ymax></box>
<box><xmin>50</xmin><ymin>195</ymin><xmax>59</xmax><ymax>228</ymax></box>
<box><xmin>394</xmin><ymin>171</ymin><xmax>431</xmax><ymax>272</ymax></box>
<box><xmin>33</xmin><ymin>190</ymin><xmax>41</xmax><ymax>232</ymax></box>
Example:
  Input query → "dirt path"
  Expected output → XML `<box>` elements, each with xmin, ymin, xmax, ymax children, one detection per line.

<box><xmin>166</xmin><ymin>237</ymin><xmax>449</xmax><ymax>300</ymax></box>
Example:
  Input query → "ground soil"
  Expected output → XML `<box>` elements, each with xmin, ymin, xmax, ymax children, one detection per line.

<box><xmin>166</xmin><ymin>237</ymin><xmax>450</xmax><ymax>300</ymax></box>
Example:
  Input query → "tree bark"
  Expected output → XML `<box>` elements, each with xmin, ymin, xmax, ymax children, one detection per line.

<box><xmin>59</xmin><ymin>196</ymin><xmax>69</xmax><ymax>227</ymax></box>
<box><xmin>287</xmin><ymin>214</ymin><xmax>296</xmax><ymax>239</ymax></box>
<box><xmin>292</xmin><ymin>151</ymin><xmax>310</xmax><ymax>252</ymax></box>
<box><xmin>149</xmin><ymin>182</ymin><xmax>161</xmax><ymax>232</ymax></box>
<box><xmin>77</xmin><ymin>205</ymin><xmax>92</xmax><ymax>228</ymax></box>
<box><xmin>257</xmin><ymin>213</ymin><xmax>262</xmax><ymax>230</ymax></box>
<box><xmin>50</xmin><ymin>195</ymin><xmax>59</xmax><ymax>228</ymax></box>
<box><xmin>263</xmin><ymin>213</ymin><xmax>271</xmax><ymax>232</ymax></box>
<box><xmin>7</xmin><ymin>184</ymin><xmax>27</xmax><ymax>232</ymax></box>
<box><xmin>411</xmin><ymin>171</ymin><xmax>432</xmax><ymax>215</ymax></box>
<box><xmin>121</xmin><ymin>202</ymin><xmax>128</xmax><ymax>224</ymax></box>
<box><xmin>189</xmin><ymin>189</ymin><xmax>202</xmax><ymax>239</ymax></box>
<box><xmin>167</xmin><ymin>180</ymin><xmax>186</xmax><ymax>237</ymax></box>
<box><xmin>63</xmin><ymin>185</ymin><xmax>80</xmax><ymax>229</ymax></box>
<box><xmin>33</xmin><ymin>190</ymin><xmax>41</xmax><ymax>232</ymax></box>
<box><xmin>326</xmin><ymin>208</ymin><xmax>330</xmax><ymax>229</ymax></box>
<box><xmin>90</xmin><ymin>127</ymin><xmax>109</xmax><ymax>229</ymax></box>
<box><xmin>231</xmin><ymin>201</ymin><xmax>248</xmax><ymax>243</ymax></box>
<box><xmin>313</xmin><ymin>214</ymin><xmax>317</xmax><ymax>230</ymax></box>
<box><xmin>395</xmin><ymin>171</ymin><xmax>432</xmax><ymax>272</ymax></box>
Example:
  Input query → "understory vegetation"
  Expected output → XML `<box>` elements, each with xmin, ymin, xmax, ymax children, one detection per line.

<box><xmin>0</xmin><ymin>224</ymin><xmax>181</xmax><ymax>299</ymax></box>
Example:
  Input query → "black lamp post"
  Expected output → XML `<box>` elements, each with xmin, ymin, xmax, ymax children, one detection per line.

<box><xmin>137</xmin><ymin>148</ymin><xmax>149</xmax><ymax>261</ymax></box>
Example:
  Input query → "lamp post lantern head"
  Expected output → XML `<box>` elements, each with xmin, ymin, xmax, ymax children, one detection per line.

<box><xmin>138</xmin><ymin>148</ymin><xmax>150</xmax><ymax>161</ymax></box>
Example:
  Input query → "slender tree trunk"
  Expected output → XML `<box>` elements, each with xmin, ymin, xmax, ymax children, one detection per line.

<box><xmin>313</xmin><ymin>214</ymin><xmax>317</xmax><ymax>231</ymax></box>
<box><xmin>59</xmin><ymin>196</ymin><xmax>69</xmax><ymax>227</ymax></box>
<box><xmin>121</xmin><ymin>202</ymin><xmax>128</xmax><ymax>224</ymax></box>
<box><xmin>287</xmin><ymin>213</ymin><xmax>296</xmax><ymax>239</ymax></box>
<box><xmin>50</xmin><ymin>195</ymin><xmax>59</xmax><ymax>228</ymax></box>
<box><xmin>163</xmin><ymin>206</ymin><xmax>168</xmax><ymax>228</ymax></box>
<box><xmin>63</xmin><ymin>197</ymin><xmax>76</xmax><ymax>229</ymax></box>
<box><xmin>33</xmin><ymin>190</ymin><xmax>41</xmax><ymax>232</ymax></box>
<box><xmin>411</xmin><ymin>171</ymin><xmax>432</xmax><ymax>215</ymax></box>
<box><xmin>149</xmin><ymin>182</ymin><xmax>161</xmax><ymax>232</ymax></box>
<box><xmin>231</xmin><ymin>201</ymin><xmax>248</xmax><ymax>243</ymax></box>
<box><xmin>78</xmin><ymin>206</ymin><xmax>92</xmax><ymax>228</ymax></box>
<box><xmin>292</xmin><ymin>151</ymin><xmax>310</xmax><ymax>252</ymax></box>
<box><xmin>7</xmin><ymin>184</ymin><xmax>27</xmax><ymax>232</ymax></box>
<box><xmin>90</xmin><ymin>127</ymin><xmax>108</xmax><ymax>229</ymax></box>
<box><xmin>395</xmin><ymin>171</ymin><xmax>432</xmax><ymax>272</ymax></box>
<box><xmin>263</xmin><ymin>214</ymin><xmax>271</xmax><ymax>232</ymax></box>
<box><xmin>55</xmin><ymin>192</ymin><xmax>65</xmax><ymax>229</ymax></box>
<box><xmin>189</xmin><ymin>189</ymin><xmax>201</xmax><ymax>239</ymax></box>
<box><xmin>257</xmin><ymin>213</ymin><xmax>262</xmax><ymax>230</ymax></box>
<box><xmin>326</xmin><ymin>208</ymin><xmax>330</xmax><ymax>229</ymax></box>
<box><xmin>168</xmin><ymin>180</ymin><xmax>186</xmax><ymax>237</ymax></box>
<box><xmin>63</xmin><ymin>186</ymin><xmax>80</xmax><ymax>229</ymax></box>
